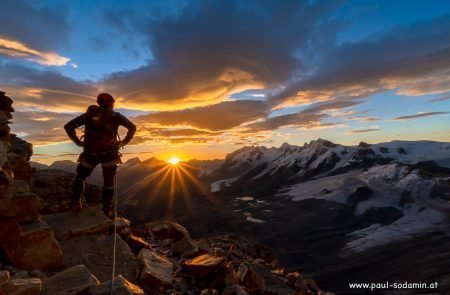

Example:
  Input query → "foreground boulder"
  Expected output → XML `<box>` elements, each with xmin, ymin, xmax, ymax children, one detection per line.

<box><xmin>238</xmin><ymin>263</ymin><xmax>266</xmax><ymax>293</ymax></box>
<box><xmin>42</xmin><ymin>265</ymin><xmax>100</xmax><ymax>295</ymax></box>
<box><xmin>183</xmin><ymin>254</ymin><xmax>226</xmax><ymax>277</ymax></box>
<box><xmin>145</xmin><ymin>221</ymin><xmax>198</xmax><ymax>258</ymax></box>
<box><xmin>0</xmin><ymin>192</ymin><xmax>42</xmax><ymax>222</ymax></box>
<box><xmin>43</xmin><ymin>207</ymin><xmax>112</xmax><ymax>239</ymax></box>
<box><xmin>61</xmin><ymin>234</ymin><xmax>139</xmax><ymax>282</ymax></box>
<box><xmin>124</xmin><ymin>234</ymin><xmax>152</xmax><ymax>255</ymax></box>
<box><xmin>90</xmin><ymin>275</ymin><xmax>144</xmax><ymax>295</ymax></box>
<box><xmin>1</xmin><ymin>278</ymin><xmax>41</xmax><ymax>295</ymax></box>
<box><xmin>1</xmin><ymin>221</ymin><xmax>63</xmax><ymax>270</ymax></box>
<box><xmin>138</xmin><ymin>248</ymin><xmax>173</xmax><ymax>289</ymax></box>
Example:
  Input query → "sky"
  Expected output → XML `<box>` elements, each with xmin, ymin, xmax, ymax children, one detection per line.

<box><xmin>0</xmin><ymin>0</ymin><xmax>449</xmax><ymax>164</ymax></box>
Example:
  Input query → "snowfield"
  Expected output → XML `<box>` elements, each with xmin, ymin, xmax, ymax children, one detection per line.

<box><xmin>204</xmin><ymin>139</ymin><xmax>450</xmax><ymax>252</ymax></box>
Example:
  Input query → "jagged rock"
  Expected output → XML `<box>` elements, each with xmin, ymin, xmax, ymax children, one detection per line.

<box><xmin>286</xmin><ymin>272</ymin><xmax>314</xmax><ymax>294</ymax></box>
<box><xmin>61</xmin><ymin>234</ymin><xmax>139</xmax><ymax>282</ymax></box>
<box><xmin>9</xmin><ymin>135</ymin><xmax>32</xmax><ymax>162</ymax></box>
<box><xmin>43</xmin><ymin>207</ymin><xmax>112</xmax><ymax>239</ymax></box>
<box><xmin>222</xmin><ymin>284</ymin><xmax>250</xmax><ymax>295</ymax></box>
<box><xmin>1</xmin><ymin>278</ymin><xmax>41</xmax><ymax>295</ymax></box>
<box><xmin>90</xmin><ymin>275</ymin><xmax>144</xmax><ymax>295</ymax></box>
<box><xmin>0</xmin><ymin>91</ymin><xmax>14</xmax><ymax>115</ymax></box>
<box><xmin>42</xmin><ymin>265</ymin><xmax>100</xmax><ymax>295</ymax></box>
<box><xmin>138</xmin><ymin>248</ymin><xmax>173</xmax><ymax>288</ymax></box>
<box><xmin>6</xmin><ymin>180</ymin><xmax>29</xmax><ymax>194</ymax></box>
<box><xmin>125</xmin><ymin>234</ymin><xmax>152</xmax><ymax>255</ymax></box>
<box><xmin>358</xmin><ymin>142</ymin><xmax>371</xmax><ymax>148</ymax></box>
<box><xmin>183</xmin><ymin>254</ymin><xmax>226</xmax><ymax>277</ymax></box>
<box><xmin>1</xmin><ymin>221</ymin><xmax>63</xmax><ymax>270</ymax></box>
<box><xmin>8</xmin><ymin>153</ymin><xmax>32</xmax><ymax>184</ymax></box>
<box><xmin>0</xmin><ymin>192</ymin><xmax>42</xmax><ymax>221</ymax></box>
<box><xmin>316</xmin><ymin>138</ymin><xmax>337</xmax><ymax>148</ymax></box>
<box><xmin>0</xmin><ymin>140</ymin><xmax>10</xmax><ymax>171</ymax></box>
<box><xmin>0</xmin><ymin>270</ymin><xmax>9</xmax><ymax>288</ymax></box>
<box><xmin>238</xmin><ymin>263</ymin><xmax>265</xmax><ymax>293</ymax></box>
<box><xmin>145</xmin><ymin>221</ymin><xmax>198</xmax><ymax>258</ymax></box>
<box><xmin>173</xmin><ymin>234</ymin><xmax>199</xmax><ymax>258</ymax></box>
<box><xmin>205</xmin><ymin>261</ymin><xmax>237</xmax><ymax>290</ymax></box>
<box><xmin>239</xmin><ymin>262</ymin><xmax>293</xmax><ymax>294</ymax></box>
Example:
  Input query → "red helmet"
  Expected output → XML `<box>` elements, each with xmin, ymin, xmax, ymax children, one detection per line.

<box><xmin>97</xmin><ymin>93</ymin><xmax>115</xmax><ymax>106</ymax></box>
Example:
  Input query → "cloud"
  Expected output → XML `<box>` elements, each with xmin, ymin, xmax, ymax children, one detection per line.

<box><xmin>244</xmin><ymin>112</ymin><xmax>326</xmax><ymax>133</ymax></box>
<box><xmin>11</xmin><ymin>111</ymin><xmax>75</xmax><ymax>145</ymax></box>
<box><xmin>344</xmin><ymin>116</ymin><xmax>380</xmax><ymax>122</ymax></box>
<box><xmin>0</xmin><ymin>0</ymin><xmax>70</xmax><ymax>52</ymax></box>
<box><xmin>101</xmin><ymin>0</ymin><xmax>341</xmax><ymax>110</ymax></box>
<box><xmin>350</xmin><ymin>128</ymin><xmax>381</xmax><ymax>134</ymax></box>
<box><xmin>0</xmin><ymin>63</ymin><xmax>98</xmax><ymax>112</ymax></box>
<box><xmin>0</xmin><ymin>37</ymin><xmax>70</xmax><ymax>66</ymax></box>
<box><xmin>242</xmin><ymin>99</ymin><xmax>363</xmax><ymax>132</ymax></box>
<box><xmin>392</xmin><ymin>111</ymin><xmax>449</xmax><ymax>121</ymax></box>
<box><xmin>268</xmin><ymin>15</ymin><xmax>450</xmax><ymax>108</ymax></box>
<box><xmin>150</xmin><ymin>128</ymin><xmax>217</xmax><ymax>137</ymax></box>
<box><xmin>429</xmin><ymin>94</ymin><xmax>450</xmax><ymax>103</ymax></box>
<box><xmin>299</xmin><ymin>122</ymin><xmax>345</xmax><ymax>130</ymax></box>
<box><xmin>135</xmin><ymin>100</ymin><xmax>269</xmax><ymax>131</ymax></box>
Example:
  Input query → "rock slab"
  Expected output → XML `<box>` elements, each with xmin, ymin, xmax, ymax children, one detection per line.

<box><xmin>43</xmin><ymin>207</ymin><xmax>112</xmax><ymax>239</ymax></box>
<box><xmin>42</xmin><ymin>264</ymin><xmax>100</xmax><ymax>295</ymax></box>
<box><xmin>138</xmin><ymin>248</ymin><xmax>173</xmax><ymax>288</ymax></box>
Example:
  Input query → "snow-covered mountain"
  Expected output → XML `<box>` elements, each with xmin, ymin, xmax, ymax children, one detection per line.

<box><xmin>189</xmin><ymin>139</ymin><xmax>450</xmax><ymax>291</ymax></box>
<box><xmin>206</xmin><ymin>139</ymin><xmax>450</xmax><ymax>190</ymax></box>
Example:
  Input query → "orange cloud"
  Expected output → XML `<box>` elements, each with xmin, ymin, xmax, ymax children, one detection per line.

<box><xmin>0</xmin><ymin>37</ymin><xmax>70</xmax><ymax>66</ymax></box>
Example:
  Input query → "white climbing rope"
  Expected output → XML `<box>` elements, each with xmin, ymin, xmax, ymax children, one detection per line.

<box><xmin>110</xmin><ymin>164</ymin><xmax>120</xmax><ymax>295</ymax></box>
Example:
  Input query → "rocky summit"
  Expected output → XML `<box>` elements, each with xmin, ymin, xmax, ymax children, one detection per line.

<box><xmin>0</xmin><ymin>92</ymin><xmax>328</xmax><ymax>294</ymax></box>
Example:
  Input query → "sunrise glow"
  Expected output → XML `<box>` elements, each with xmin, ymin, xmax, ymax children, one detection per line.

<box><xmin>168</xmin><ymin>156</ymin><xmax>181</xmax><ymax>165</ymax></box>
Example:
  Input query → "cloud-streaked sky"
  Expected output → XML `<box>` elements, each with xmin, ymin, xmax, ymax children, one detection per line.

<box><xmin>1</xmin><ymin>0</ymin><xmax>449</xmax><ymax>163</ymax></box>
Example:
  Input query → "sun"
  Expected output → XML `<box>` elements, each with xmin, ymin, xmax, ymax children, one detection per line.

<box><xmin>168</xmin><ymin>156</ymin><xmax>181</xmax><ymax>165</ymax></box>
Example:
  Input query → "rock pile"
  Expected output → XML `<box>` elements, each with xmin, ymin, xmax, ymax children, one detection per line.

<box><xmin>0</xmin><ymin>91</ymin><xmax>330</xmax><ymax>294</ymax></box>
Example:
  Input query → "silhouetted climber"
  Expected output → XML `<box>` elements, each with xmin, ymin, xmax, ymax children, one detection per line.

<box><xmin>64</xmin><ymin>93</ymin><xmax>136</xmax><ymax>217</ymax></box>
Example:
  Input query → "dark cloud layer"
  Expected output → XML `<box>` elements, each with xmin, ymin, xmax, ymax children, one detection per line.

<box><xmin>102</xmin><ymin>0</ymin><xmax>341</xmax><ymax>108</ymax></box>
<box><xmin>135</xmin><ymin>100</ymin><xmax>269</xmax><ymax>131</ymax></box>
<box><xmin>0</xmin><ymin>0</ymin><xmax>70</xmax><ymax>51</ymax></box>
<box><xmin>393</xmin><ymin>112</ymin><xmax>449</xmax><ymax>121</ymax></box>
<box><xmin>12</xmin><ymin>111</ymin><xmax>75</xmax><ymax>144</ymax></box>
<box><xmin>0</xmin><ymin>63</ymin><xmax>97</xmax><ymax>111</ymax></box>
<box><xmin>350</xmin><ymin>128</ymin><xmax>381</xmax><ymax>134</ymax></box>
<box><xmin>268</xmin><ymin>15</ymin><xmax>450</xmax><ymax>107</ymax></box>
